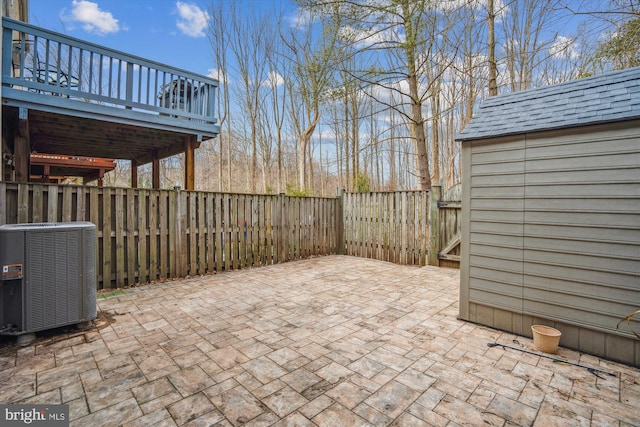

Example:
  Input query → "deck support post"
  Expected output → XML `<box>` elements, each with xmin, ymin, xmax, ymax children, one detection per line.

<box><xmin>185</xmin><ymin>136</ymin><xmax>195</xmax><ymax>191</ymax></box>
<box><xmin>42</xmin><ymin>165</ymin><xmax>51</xmax><ymax>183</ymax></box>
<box><xmin>152</xmin><ymin>150</ymin><xmax>160</xmax><ymax>189</ymax></box>
<box><xmin>15</xmin><ymin>108</ymin><xmax>30</xmax><ymax>183</ymax></box>
<box><xmin>131</xmin><ymin>159</ymin><xmax>138</xmax><ymax>188</ymax></box>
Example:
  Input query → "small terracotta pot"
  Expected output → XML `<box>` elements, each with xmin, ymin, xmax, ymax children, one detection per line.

<box><xmin>531</xmin><ymin>325</ymin><xmax>562</xmax><ymax>354</ymax></box>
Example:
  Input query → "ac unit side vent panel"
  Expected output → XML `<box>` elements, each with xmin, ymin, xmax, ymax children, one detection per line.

<box><xmin>84</xmin><ymin>228</ymin><xmax>97</xmax><ymax>319</ymax></box>
<box><xmin>59</xmin><ymin>231</ymin><xmax>81</xmax><ymax>324</ymax></box>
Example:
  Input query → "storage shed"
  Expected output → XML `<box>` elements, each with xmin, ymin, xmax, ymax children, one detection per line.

<box><xmin>457</xmin><ymin>67</ymin><xmax>640</xmax><ymax>366</ymax></box>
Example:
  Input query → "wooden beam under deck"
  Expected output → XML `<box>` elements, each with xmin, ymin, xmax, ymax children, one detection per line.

<box><xmin>3</xmin><ymin>106</ymin><xmax>210</xmax><ymax>189</ymax></box>
<box><xmin>30</xmin><ymin>153</ymin><xmax>116</xmax><ymax>186</ymax></box>
<box><xmin>20</xmin><ymin>108</ymin><xmax>203</xmax><ymax>164</ymax></box>
<box><xmin>30</xmin><ymin>154</ymin><xmax>116</xmax><ymax>169</ymax></box>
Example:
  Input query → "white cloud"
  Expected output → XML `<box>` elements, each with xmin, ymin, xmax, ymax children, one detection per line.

<box><xmin>97</xmin><ymin>58</ymin><xmax>140</xmax><ymax>75</ymax></box>
<box><xmin>175</xmin><ymin>1</ymin><xmax>210</xmax><ymax>38</ymax></box>
<box><xmin>63</xmin><ymin>0</ymin><xmax>120</xmax><ymax>35</ymax></box>
<box><xmin>550</xmin><ymin>35</ymin><xmax>579</xmax><ymax>59</ymax></box>
<box><xmin>207</xmin><ymin>68</ymin><xmax>227</xmax><ymax>83</ymax></box>
<box><xmin>287</xmin><ymin>9</ymin><xmax>316</xmax><ymax>28</ymax></box>
<box><xmin>263</xmin><ymin>71</ymin><xmax>284</xmax><ymax>87</ymax></box>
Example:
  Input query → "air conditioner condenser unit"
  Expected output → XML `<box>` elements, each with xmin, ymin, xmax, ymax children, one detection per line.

<box><xmin>0</xmin><ymin>222</ymin><xmax>97</xmax><ymax>344</ymax></box>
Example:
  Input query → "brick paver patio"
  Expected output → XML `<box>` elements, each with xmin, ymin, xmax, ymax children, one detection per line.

<box><xmin>0</xmin><ymin>255</ymin><xmax>638</xmax><ymax>426</ymax></box>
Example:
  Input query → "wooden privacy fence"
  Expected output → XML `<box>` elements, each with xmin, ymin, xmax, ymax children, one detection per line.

<box><xmin>0</xmin><ymin>183</ymin><xmax>340</xmax><ymax>289</ymax></box>
<box><xmin>0</xmin><ymin>183</ymin><xmax>461</xmax><ymax>289</ymax></box>
<box><xmin>342</xmin><ymin>190</ymin><xmax>430</xmax><ymax>265</ymax></box>
<box><xmin>341</xmin><ymin>185</ymin><xmax>462</xmax><ymax>268</ymax></box>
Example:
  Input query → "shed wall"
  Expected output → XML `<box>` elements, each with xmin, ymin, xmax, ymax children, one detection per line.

<box><xmin>459</xmin><ymin>121</ymin><xmax>640</xmax><ymax>366</ymax></box>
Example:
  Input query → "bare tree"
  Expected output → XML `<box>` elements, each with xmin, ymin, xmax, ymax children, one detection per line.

<box><xmin>282</xmin><ymin>10</ymin><xmax>339</xmax><ymax>192</ymax></box>
<box><xmin>265</xmin><ymin>14</ymin><xmax>289</xmax><ymax>194</ymax></box>
<box><xmin>196</xmin><ymin>0</ymin><xmax>616</xmax><ymax>195</ymax></box>
<box><xmin>502</xmin><ymin>0</ymin><xmax>566</xmax><ymax>90</ymax></box>
<box><xmin>226</xmin><ymin>5</ymin><xmax>271</xmax><ymax>193</ymax></box>
<box><xmin>297</xmin><ymin>0</ymin><xmax>469</xmax><ymax>190</ymax></box>
<box><xmin>488</xmin><ymin>0</ymin><xmax>498</xmax><ymax>96</ymax></box>
<box><xmin>208</xmin><ymin>1</ymin><xmax>232</xmax><ymax>191</ymax></box>
<box><xmin>326</xmin><ymin>90</ymin><xmax>347</xmax><ymax>190</ymax></box>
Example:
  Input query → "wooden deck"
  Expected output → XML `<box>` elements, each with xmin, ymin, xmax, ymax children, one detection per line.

<box><xmin>1</xmin><ymin>17</ymin><xmax>219</xmax><ymax>188</ymax></box>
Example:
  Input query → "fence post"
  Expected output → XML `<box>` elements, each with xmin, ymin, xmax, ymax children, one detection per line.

<box><xmin>278</xmin><ymin>192</ymin><xmax>286</xmax><ymax>262</ymax></box>
<box><xmin>174</xmin><ymin>184</ymin><xmax>184</xmax><ymax>277</ymax></box>
<box><xmin>17</xmin><ymin>183</ymin><xmax>29</xmax><ymax>223</ymax></box>
<box><xmin>428</xmin><ymin>185</ymin><xmax>442</xmax><ymax>266</ymax></box>
<box><xmin>336</xmin><ymin>189</ymin><xmax>345</xmax><ymax>255</ymax></box>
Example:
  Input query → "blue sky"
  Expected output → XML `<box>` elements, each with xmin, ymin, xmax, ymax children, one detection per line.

<box><xmin>28</xmin><ymin>0</ymin><xmax>286</xmax><ymax>79</ymax></box>
<box><xmin>27</xmin><ymin>0</ymin><xmax>607</xmax><ymax>84</ymax></box>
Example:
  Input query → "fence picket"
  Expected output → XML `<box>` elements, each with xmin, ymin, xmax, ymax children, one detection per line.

<box><xmin>215</xmin><ymin>194</ymin><xmax>223</xmax><ymax>271</ymax></box>
<box><xmin>62</xmin><ymin>186</ymin><xmax>73</xmax><ymax>222</ymax></box>
<box><xmin>127</xmin><ymin>188</ymin><xmax>136</xmax><ymax>285</ymax></box>
<box><xmin>47</xmin><ymin>186</ymin><xmax>57</xmax><ymax>222</ymax></box>
<box><xmin>76</xmin><ymin>187</ymin><xmax>86</xmax><ymax>221</ymax></box>
<box><xmin>138</xmin><ymin>190</ymin><xmax>148</xmax><ymax>284</ymax></box>
<box><xmin>205</xmin><ymin>193</ymin><xmax>214</xmax><ymax>273</ymax></box>
<box><xmin>89</xmin><ymin>187</ymin><xmax>100</xmax><ymax>283</ymax></box>
<box><xmin>32</xmin><ymin>184</ymin><xmax>43</xmax><ymax>223</ymax></box>
<box><xmin>148</xmin><ymin>190</ymin><xmax>159</xmax><ymax>281</ymax></box>
<box><xmin>102</xmin><ymin>187</ymin><xmax>112</xmax><ymax>288</ymax></box>
<box><xmin>222</xmin><ymin>194</ymin><xmax>231</xmax><ymax>271</ymax></box>
<box><xmin>189</xmin><ymin>192</ymin><xmax>197</xmax><ymax>275</ymax></box>
<box><xmin>159</xmin><ymin>190</ymin><xmax>168</xmax><ymax>279</ymax></box>
<box><xmin>115</xmin><ymin>188</ymin><xmax>125</xmax><ymax>286</ymax></box>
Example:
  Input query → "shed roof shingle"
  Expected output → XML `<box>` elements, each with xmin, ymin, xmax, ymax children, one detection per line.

<box><xmin>456</xmin><ymin>66</ymin><xmax>640</xmax><ymax>141</ymax></box>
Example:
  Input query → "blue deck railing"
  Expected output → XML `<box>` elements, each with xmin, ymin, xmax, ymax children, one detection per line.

<box><xmin>2</xmin><ymin>17</ymin><xmax>219</xmax><ymax>138</ymax></box>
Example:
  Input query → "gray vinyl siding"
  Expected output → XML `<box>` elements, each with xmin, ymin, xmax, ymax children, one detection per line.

<box><xmin>467</xmin><ymin>136</ymin><xmax>525</xmax><ymax>313</ymax></box>
<box><xmin>521</xmin><ymin>123</ymin><xmax>639</xmax><ymax>334</ymax></box>
<box><xmin>461</xmin><ymin>121</ymin><xmax>640</xmax><ymax>365</ymax></box>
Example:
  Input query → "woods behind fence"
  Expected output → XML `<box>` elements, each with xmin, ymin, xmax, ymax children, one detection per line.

<box><xmin>0</xmin><ymin>183</ymin><xmax>460</xmax><ymax>289</ymax></box>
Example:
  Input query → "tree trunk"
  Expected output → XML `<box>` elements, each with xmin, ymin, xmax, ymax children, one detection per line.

<box><xmin>351</xmin><ymin>92</ymin><xmax>359</xmax><ymax>190</ymax></box>
<box><xmin>277</xmin><ymin>127</ymin><xmax>282</xmax><ymax>194</ymax></box>
<box><xmin>408</xmin><ymin>73</ymin><xmax>431</xmax><ymax>190</ymax></box>
<box><xmin>389</xmin><ymin>115</ymin><xmax>396</xmax><ymax>191</ymax></box>
<box><xmin>307</xmin><ymin>136</ymin><xmax>313</xmax><ymax>190</ymax></box>
<box><xmin>298</xmin><ymin>135</ymin><xmax>307</xmax><ymax>190</ymax></box>
<box><xmin>488</xmin><ymin>0</ymin><xmax>498</xmax><ymax>96</ymax></box>
<box><xmin>430</xmin><ymin>87</ymin><xmax>440</xmax><ymax>185</ymax></box>
<box><xmin>299</xmin><ymin>112</ymin><xmax>320</xmax><ymax>190</ymax></box>
<box><xmin>402</xmin><ymin>0</ymin><xmax>431</xmax><ymax>190</ymax></box>
<box><xmin>344</xmin><ymin>91</ymin><xmax>350</xmax><ymax>191</ymax></box>
<box><xmin>251</xmin><ymin>120</ymin><xmax>258</xmax><ymax>193</ymax></box>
